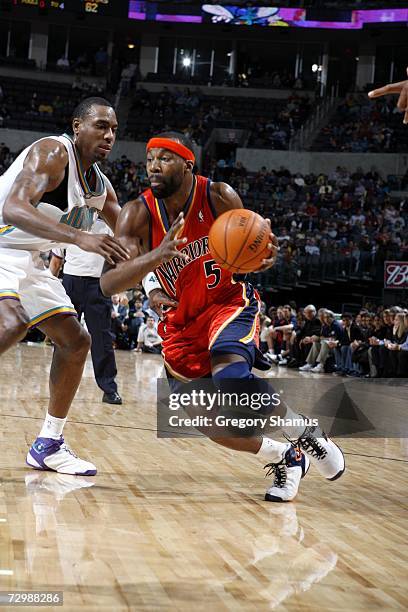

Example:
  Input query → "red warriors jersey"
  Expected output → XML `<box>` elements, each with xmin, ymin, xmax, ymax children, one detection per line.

<box><xmin>141</xmin><ymin>175</ymin><xmax>246</xmax><ymax>330</ymax></box>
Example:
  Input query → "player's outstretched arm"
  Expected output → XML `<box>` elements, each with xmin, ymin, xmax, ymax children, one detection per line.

<box><xmin>3</xmin><ymin>139</ymin><xmax>129</xmax><ymax>264</ymax></box>
<box><xmin>368</xmin><ymin>67</ymin><xmax>408</xmax><ymax>124</ymax></box>
<box><xmin>99</xmin><ymin>177</ymin><xmax>122</xmax><ymax>232</ymax></box>
<box><xmin>210</xmin><ymin>181</ymin><xmax>278</xmax><ymax>270</ymax></box>
<box><xmin>100</xmin><ymin>199</ymin><xmax>187</xmax><ymax>296</ymax></box>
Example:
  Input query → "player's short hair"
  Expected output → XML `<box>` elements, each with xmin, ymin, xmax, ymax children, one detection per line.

<box><xmin>72</xmin><ymin>97</ymin><xmax>114</xmax><ymax>121</ymax></box>
<box><xmin>154</xmin><ymin>130</ymin><xmax>194</xmax><ymax>153</ymax></box>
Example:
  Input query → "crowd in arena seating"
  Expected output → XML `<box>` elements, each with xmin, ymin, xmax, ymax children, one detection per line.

<box><xmin>247</xmin><ymin>92</ymin><xmax>311</xmax><ymax>149</ymax></box>
<box><xmin>107</xmin><ymin>288</ymin><xmax>408</xmax><ymax>379</ymax></box>
<box><xmin>209</xmin><ymin>162</ymin><xmax>408</xmax><ymax>284</ymax></box>
<box><xmin>24</xmin><ymin>282</ymin><xmax>408</xmax><ymax>377</ymax></box>
<box><xmin>312</xmin><ymin>94</ymin><xmax>408</xmax><ymax>153</ymax></box>
<box><xmin>261</xmin><ymin>303</ymin><xmax>408</xmax><ymax>378</ymax></box>
<box><xmin>0</xmin><ymin>142</ymin><xmax>13</xmax><ymax>175</ymax></box>
<box><xmin>109</xmin><ymin>290</ymin><xmax>162</xmax><ymax>353</ymax></box>
<box><xmin>2</xmin><ymin>137</ymin><xmax>407</xmax><ymax>372</ymax></box>
<box><xmin>126</xmin><ymin>86</ymin><xmax>209</xmax><ymax>144</ymax></box>
<box><xmin>125</xmin><ymin>86</ymin><xmax>312</xmax><ymax>149</ymax></box>
<box><xmin>96</xmin><ymin>150</ymin><xmax>408</xmax><ymax>377</ymax></box>
<box><xmin>0</xmin><ymin>76</ymin><xmax>108</xmax><ymax>133</ymax></box>
<box><xmin>1</xmin><ymin>139</ymin><xmax>406</xmax><ymax>288</ymax></box>
<box><xmin>143</xmin><ymin>69</ymin><xmax>308</xmax><ymax>91</ymax></box>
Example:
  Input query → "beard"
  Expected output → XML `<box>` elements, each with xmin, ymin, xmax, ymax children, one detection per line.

<box><xmin>149</xmin><ymin>174</ymin><xmax>181</xmax><ymax>199</ymax></box>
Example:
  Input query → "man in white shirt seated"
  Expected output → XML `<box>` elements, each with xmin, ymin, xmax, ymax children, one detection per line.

<box><xmin>136</xmin><ymin>316</ymin><xmax>163</xmax><ymax>354</ymax></box>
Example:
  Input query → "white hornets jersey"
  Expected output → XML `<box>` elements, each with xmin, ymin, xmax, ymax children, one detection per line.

<box><xmin>0</xmin><ymin>134</ymin><xmax>109</xmax><ymax>251</ymax></box>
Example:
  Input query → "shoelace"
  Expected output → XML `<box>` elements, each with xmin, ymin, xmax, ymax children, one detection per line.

<box><xmin>60</xmin><ymin>444</ymin><xmax>79</xmax><ymax>459</ymax></box>
<box><xmin>284</xmin><ymin>426</ymin><xmax>328</xmax><ymax>461</ymax></box>
<box><xmin>263</xmin><ymin>461</ymin><xmax>287</xmax><ymax>488</ymax></box>
<box><xmin>299</xmin><ymin>433</ymin><xmax>327</xmax><ymax>460</ymax></box>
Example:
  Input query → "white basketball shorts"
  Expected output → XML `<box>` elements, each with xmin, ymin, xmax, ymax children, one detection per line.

<box><xmin>0</xmin><ymin>248</ymin><xmax>76</xmax><ymax>327</ymax></box>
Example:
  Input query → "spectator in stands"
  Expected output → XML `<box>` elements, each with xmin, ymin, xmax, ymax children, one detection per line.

<box><xmin>394</xmin><ymin>312</ymin><xmax>408</xmax><ymax>377</ymax></box>
<box><xmin>300</xmin><ymin>310</ymin><xmax>342</xmax><ymax>373</ymax></box>
<box><xmin>56</xmin><ymin>55</ymin><xmax>70</xmax><ymax>70</ymax></box>
<box><xmin>38</xmin><ymin>102</ymin><xmax>54</xmax><ymax>116</ymax></box>
<box><xmin>381</xmin><ymin>312</ymin><xmax>408</xmax><ymax>376</ymax></box>
<box><xmin>334</xmin><ymin>313</ymin><xmax>364</xmax><ymax>376</ymax></box>
<box><xmin>127</xmin><ymin>297</ymin><xmax>148</xmax><ymax>350</ymax></box>
<box><xmin>136</xmin><ymin>316</ymin><xmax>163</xmax><ymax>354</ymax></box>
<box><xmin>111</xmin><ymin>294</ymin><xmax>128</xmax><ymax>348</ymax></box>
<box><xmin>74</xmin><ymin>52</ymin><xmax>89</xmax><ymax>74</ymax></box>
<box><xmin>121</xmin><ymin>64</ymin><xmax>137</xmax><ymax>95</ymax></box>
<box><xmin>265</xmin><ymin>304</ymin><xmax>297</xmax><ymax>365</ymax></box>
<box><xmin>72</xmin><ymin>75</ymin><xmax>86</xmax><ymax>91</ymax></box>
<box><xmin>288</xmin><ymin>304</ymin><xmax>321</xmax><ymax>368</ymax></box>
<box><xmin>95</xmin><ymin>47</ymin><xmax>108</xmax><ymax>76</ymax></box>
<box><xmin>0</xmin><ymin>104</ymin><xmax>10</xmax><ymax>127</ymax></box>
<box><xmin>315</xmin><ymin>96</ymin><xmax>405</xmax><ymax>153</ymax></box>
<box><xmin>259</xmin><ymin>313</ymin><xmax>271</xmax><ymax>354</ymax></box>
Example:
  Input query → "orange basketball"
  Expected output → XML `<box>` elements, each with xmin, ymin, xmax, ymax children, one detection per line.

<box><xmin>208</xmin><ymin>209</ymin><xmax>271</xmax><ymax>274</ymax></box>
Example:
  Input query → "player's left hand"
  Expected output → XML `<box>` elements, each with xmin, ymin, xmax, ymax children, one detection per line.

<box><xmin>255</xmin><ymin>219</ymin><xmax>279</xmax><ymax>272</ymax></box>
<box><xmin>149</xmin><ymin>288</ymin><xmax>178</xmax><ymax>318</ymax></box>
<box><xmin>368</xmin><ymin>67</ymin><xmax>408</xmax><ymax>124</ymax></box>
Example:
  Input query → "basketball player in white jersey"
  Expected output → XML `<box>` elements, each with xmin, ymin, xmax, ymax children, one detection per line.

<box><xmin>0</xmin><ymin>96</ymin><xmax>130</xmax><ymax>475</ymax></box>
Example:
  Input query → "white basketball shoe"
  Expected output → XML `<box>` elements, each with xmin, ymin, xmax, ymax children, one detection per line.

<box><xmin>26</xmin><ymin>436</ymin><xmax>97</xmax><ymax>476</ymax></box>
<box><xmin>264</xmin><ymin>445</ymin><xmax>310</xmax><ymax>502</ymax></box>
<box><xmin>294</xmin><ymin>421</ymin><xmax>345</xmax><ymax>481</ymax></box>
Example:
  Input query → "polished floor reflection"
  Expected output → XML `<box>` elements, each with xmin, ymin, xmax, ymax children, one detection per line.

<box><xmin>0</xmin><ymin>344</ymin><xmax>407</xmax><ymax>611</ymax></box>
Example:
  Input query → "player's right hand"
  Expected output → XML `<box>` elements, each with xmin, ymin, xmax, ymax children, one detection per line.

<box><xmin>149</xmin><ymin>288</ymin><xmax>178</xmax><ymax>318</ymax></box>
<box><xmin>157</xmin><ymin>212</ymin><xmax>188</xmax><ymax>263</ymax></box>
<box><xmin>76</xmin><ymin>232</ymin><xmax>130</xmax><ymax>265</ymax></box>
<box><xmin>368</xmin><ymin>67</ymin><xmax>408</xmax><ymax>124</ymax></box>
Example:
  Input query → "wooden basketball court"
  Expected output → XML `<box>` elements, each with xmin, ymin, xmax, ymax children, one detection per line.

<box><xmin>0</xmin><ymin>344</ymin><xmax>407</xmax><ymax>611</ymax></box>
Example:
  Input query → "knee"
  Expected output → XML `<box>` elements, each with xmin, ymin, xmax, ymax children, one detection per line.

<box><xmin>0</xmin><ymin>305</ymin><xmax>29</xmax><ymax>340</ymax></box>
<box><xmin>212</xmin><ymin>359</ymin><xmax>251</xmax><ymax>385</ymax></box>
<box><xmin>58</xmin><ymin>325</ymin><xmax>91</xmax><ymax>356</ymax></box>
<box><xmin>74</xmin><ymin>326</ymin><xmax>92</xmax><ymax>356</ymax></box>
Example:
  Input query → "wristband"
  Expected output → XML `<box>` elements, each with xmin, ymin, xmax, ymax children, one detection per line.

<box><xmin>142</xmin><ymin>272</ymin><xmax>162</xmax><ymax>296</ymax></box>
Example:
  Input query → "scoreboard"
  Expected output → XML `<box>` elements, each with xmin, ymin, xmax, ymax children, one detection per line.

<box><xmin>8</xmin><ymin>0</ymin><xmax>129</xmax><ymax>16</ymax></box>
<box><xmin>75</xmin><ymin>0</ymin><xmax>128</xmax><ymax>18</ymax></box>
<box><xmin>11</xmin><ymin>0</ymin><xmax>64</xmax><ymax>8</ymax></box>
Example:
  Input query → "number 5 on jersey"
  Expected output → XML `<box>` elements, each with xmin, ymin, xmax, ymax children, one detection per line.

<box><xmin>204</xmin><ymin>259</ymin><xmax>221</xmax><ymax>289</ymax></box>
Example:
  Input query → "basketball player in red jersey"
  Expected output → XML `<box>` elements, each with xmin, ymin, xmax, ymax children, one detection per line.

<box><xmin>101</xmin><ymin>132</ymin><xmax>345</xmax><ymax>502</ymax></box>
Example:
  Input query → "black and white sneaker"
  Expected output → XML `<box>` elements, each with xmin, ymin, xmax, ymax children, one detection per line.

<box><xmin>295</xmin><ymin>423</ymin><xmax>345</xmax><ymax>481</ymax></box>
<box><xmin>264</xmin><ymin>445</ymin><xmax>310</xmax><ymax>503</ymax></box>
<box><xmin>264</xmin><ymin>352</ymin><xmax>279</xmax><ymax>365</ymax></box>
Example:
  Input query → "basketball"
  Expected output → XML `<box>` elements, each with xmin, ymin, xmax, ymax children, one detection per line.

<box><xmin>208</xmin><ymin>209</ymin><xmax>271</xmax><ymax>273</ymax></box>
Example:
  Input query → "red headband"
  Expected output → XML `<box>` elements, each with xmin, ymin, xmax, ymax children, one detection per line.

<box><xmin>146</xmin><ymin>137</ymin><xmax>195</xmax><ymax>163</ymax></box>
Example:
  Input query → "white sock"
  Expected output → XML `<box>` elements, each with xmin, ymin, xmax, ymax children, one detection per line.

<box><xmin>39</xmin><ymin>412</ymin><xmax>67</xmax><ymax>440</ymax></box>
<box><xmin>281</xmin><ymin>406</ymin><xmax>307</xmax><ymax>439</ymax></box>
<box><xmin>257</xmin><ymin>437</ymin><xmax>288</xmax><ymax>463</ymax></box>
